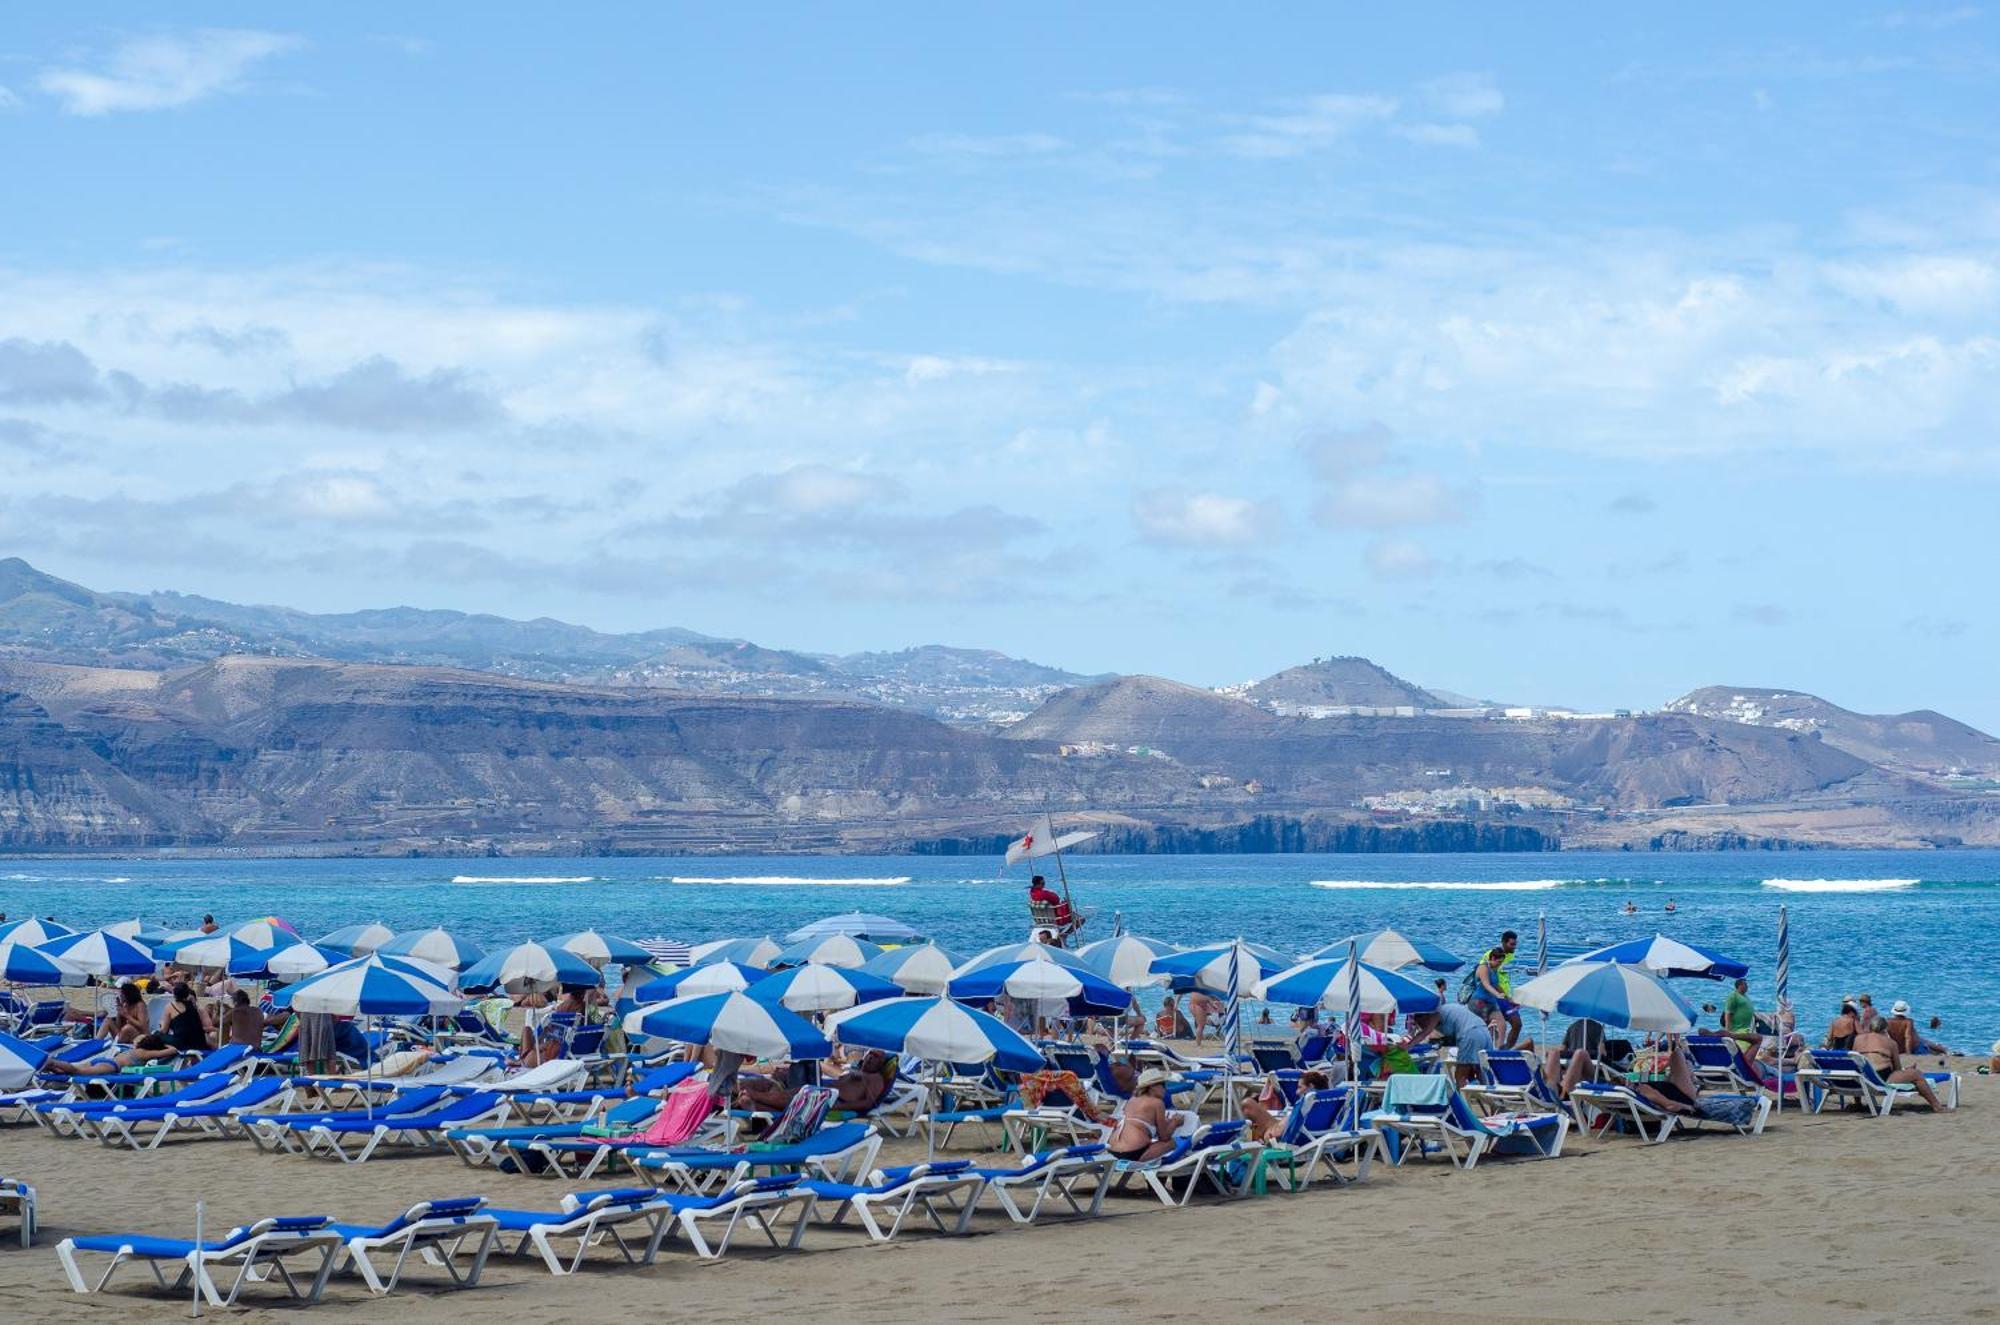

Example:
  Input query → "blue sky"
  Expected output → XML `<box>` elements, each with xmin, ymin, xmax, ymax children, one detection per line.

<box><xmin>1</xmin><ymin>6</ymin><xmax>1997</xmax><ymax>723</ymax></box>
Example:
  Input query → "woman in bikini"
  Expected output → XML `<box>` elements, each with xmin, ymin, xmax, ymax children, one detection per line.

<box><xmin>1106</xmin><ymin>1068</ymin><xmax>1184</xmax><ymax>1162</ymax></box>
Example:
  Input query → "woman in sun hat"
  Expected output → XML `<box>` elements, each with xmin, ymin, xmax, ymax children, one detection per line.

<box><xmin>1106</xmin><ymin>1068</ymin><xmax>1185</xmax><ymax>1162</ymax></box>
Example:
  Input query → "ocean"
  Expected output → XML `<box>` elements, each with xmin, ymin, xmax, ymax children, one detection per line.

<box><xmin>6</xmin><ymin>849</ymin><xmax>1997</xmax><ymax>1047</ymax></box>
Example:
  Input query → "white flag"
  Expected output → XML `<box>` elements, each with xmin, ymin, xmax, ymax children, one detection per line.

<box><xmin>1005</xmin><ymin>815</ymin><xmax>1097</xmax><ymax>865</ymax></box>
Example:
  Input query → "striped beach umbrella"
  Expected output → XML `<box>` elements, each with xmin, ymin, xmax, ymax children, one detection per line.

<box><xmin>860</xmin><ymin>943</ymin><xmax>962</xmax><ymax>996</ymax></box>
<box><xmin>783</xmin><ymin>911</ymin><xmax>924</xmax><ymax>944</ymax></box>
<box><xmin>953</xmin><ymin>941</ymin><xmax>1093</xmax><ymax>976</ymax></box>
<box><xmin>687</xmin><ymin>936</ymin><xmax>783</xmax><ymax>970</ymax></box>
<box><xmin>0</xmin><ymin>941</ymin><xmax>85</xmax><ymax>986</ymax></box>
<box><xmin>827</xmin><ymin>996</ymin><xmax>1044</xmax><ymax>1073</ymax></box>
<box><xmin>0</xmin><ymin>918</ymin><xmax>74</xmax><ymax>947</ymax></box>
<box><xmin>1511</xmin><ymin>961</ymin><xmax>1697</xmax><ymax>1033</ymax></box>
<box><xmin>1307</xmin><ymin>929</ymin><xmax>1464</xmax><ymax>972</ymax></box>
<box><xmin>461</xmin><ymin>941</ymin><xmax>604</xmax><ymax>994</ymax></box>
<box><xmin>1536</xmin><ymin>913</ymin><xmax>1548</xmax><ymax>976</ymax></box>
<box><xmin>624</xmin><ymin>991</ymin><xmax>831</xmax><ymax>1060</ymax></box>
<box><xmin>0</xmin><ymin>1030</ymin><xmax>51</xmax><ymax>1091</ymax></box>
<box><xmin>273</xmin><ymin>955</ymin><xmax>462</xmax><ymax>1017</ymax></box>
<box><xmin>546</xmin><ymin>929</ymin><xmax>655</xmax><ymax>969</ymax></box>
<box><xmin>631</xmin><ymin>960</ymin><xmax>768</xmax><ymax>1003</ymax></box>
<box><xmin>228</xmin><ymin>918</ymin><xmax>297</xmax><ymax>949</ymax></box>
<box><xmin>165</xmin><ymin>933</ymin><xmax>267</xmax><ymax>976</ymax></box>
<box><xmin>747</xmin><ymin>963</ymin><xmax>902</xmax><ymax>1014</ymax></box>
<box><xmin>1567</xmin><ymin>934</ymin><xmax>1748</xmax><ymax>980</ymax></box>
<box><xmin>948</xmin><ymin>959</ymin><xmax>1131</xmax><ymax>1014</ymax></box>
<box><xmin>635</xmin><ymin>937</ymin><xmax>693</xmax><ymax>967</ymax></box>
<box><xmin>377</xmin><ymin>927</ymin><xmax>485</xmax><ymax>971</ymax></box>
<box><xmin>1221</xmin><ymin>942</ymin><xmax>1244</xmax><ymax>1074</ymax></box>
<box><xmin>38</xmin><ymin>930</ymin><xmax>157</xmax><ymax>978</ymax></box>
<box><xmin>1775</xmin><ymin>904</ymin><xmax>1791</xmax><ymax>1117</ymax></box>
<box><xmin>1077</xmin><ymin>934</ymin><xmax>1179</xmax><ymax>989</ymax></box>
<box><xmin>261</xmin><ymin>941</ymin><xmax>355</xmax><ymax>981</ymax></box>
<box><xmin>772</xmin><ymin>934</ymin><xmax>884</xmax><ymax>970</ymax></box>
<box><xmin>1342</xmin><ymin>937</ymin><xmax>1364</xmax><ymax>1123</ymax></box>
<box><xmin>1255</xmin><ymin>957</ymin><xmax>1442</xmax><ymax>1014</ymax></box>
<box><xmin>1150</xmin><ymin>940</ymin><xmax>1291</xmax><ymax>993</ymax></box>
<box><xmin>316</xmin><ymin>922</ymin><xmax>395</xmax><ymax>957</ymax></box>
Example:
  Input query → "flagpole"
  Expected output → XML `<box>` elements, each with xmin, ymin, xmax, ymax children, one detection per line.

<box><xmin>1774</xmin><ymin>904</ymin><xmax>1789</xmax><ymax>1120</ymax></box>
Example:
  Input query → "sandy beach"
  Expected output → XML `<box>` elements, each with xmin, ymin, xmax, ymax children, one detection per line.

<box><xmin>3</xmin><ymin>1059</ymin><xmax>1993</xmax><ymax>1325</ymax></box>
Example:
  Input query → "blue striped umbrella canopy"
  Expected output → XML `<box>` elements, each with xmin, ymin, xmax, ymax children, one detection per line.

<box><xmin>377</xmin><ymin>927</ymin><xmax>486</xmax><ymax>971</ymax></box>
<box><xmin>1775</xmin><ymin>905</ymin><xmax>1790</xmax><ymax>1009</ymax></box>
<box><xmin>1511</xmin><ymin>961</ymin><xmax>1698</xmax><ymax>1032</ymax></box>
<box><xmin>0</xmin><ymin>918</ymin><xmax>75</xmax><ymax>946</ymax></box>
<box><xmin>1566</xmin><ymin>935</ymin><xmax>1748</xmax><ymax>980</ymax></box>
<box><xmin>632</xmin><ymin>960</ymin><xmax>769</xmax><ymax>1002</ymax></box>
<box><xmin>1307</xmin><ymin>929</ymin><xmax>1465</xmax><ymax>972</ymax></box>
<box><xmin>260</xmin><ymin>941</ymin><xmax>355</xmax><ymax>981</ymax></box>
<box><xmin>272</xmin><ymin>954</ymin><xmax>463</xmax><ymax>1017</ymax></box>
<box><xmin>624</xmin><ymin>991</ymin><xmax>831</xmax><ymax>1059</ymax></box>
<box><xmin>164</xmin><ymin>933</ymin><xmax>267</xmax><ymax>975</ymax></box>
<box><xmin>1150</xmin><ymin>940</ymin><xmax>1292</xmax><ymax>993</ymax></box>
<box><xmin>0</xmin><ymin>941</ymin><xmax>86</xmax><ymax>986</ymax></box>
<box><xmin>316</xmin><ymin>921</ymin><xmax>395</xmax><ymax>957</ymax></box>
<box><xmin>687</xmin><ymin>936</ymin><xmax>783</xmax><ymax>970</ymax></box>
<box><xmin>859</xmin><ymin>943</ymin><xmax>963</xmax><ymax>995</ymax></box>
<box><xmin>546</xmin><ymin>929</ymin><xmax>655</xmax><ymax>969</ymax></box>
<box><xmin>826</xmin><ymin>996</ymin><xmax>1044</xmax><ymax>1072</ymax></box>
<box><xmin>954</xmin><ymin>941</ymin><xmax>1094</xmax><ymax>975</ymax></box>
<box><xmin>783</xmin><ymin>911</ymin><xmax>925</xmax><ymax>944</ymax></box>
<box><xmin>228</xmin><ymin>918</ymin><xmax>297</xmax><ymax>949</ymax></box>
<box><xmin>772</xmin><ymin>934</ymin><xmax>884</xmax><ymax>970</ymax></box>
<box><xmin>0</xmin><ymin>1029</ymin><xmax>51</xmax><ymax>1090</ymax></box>
<box><xmin>461</xmin><ymin>941</ymin><xmax>604</xmax><ymax>994</ymax></box>
<box><xmin>1255</xmin><ymin>957</ymin><xmax>1442</xmax><ymax>1014</ymax></box>
<box><xmin>948</xmin><ymin>959</ymin><xmax>1132</xmax><ymax>1014</ymax></box>
<box><xmin>747</xmin><ymin>963</ymin><xmax>903</xmax><ymax>1014</ymax></box>
<box><xmin>1077</xmin><ymin>934</ymin><xmax>1180</xmax><ymax>989</ymax></box>
<box><xmin>37</xmin><ymin>930</ymin><xmax>158</xmax><ymax>978</ymax></box>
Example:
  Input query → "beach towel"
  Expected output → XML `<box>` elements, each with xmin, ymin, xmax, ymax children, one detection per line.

<box><xmin>1693</xmin><ymin>1094</ymin><xmax>1760</xmax><ymax>1127</ymax></box>
<box><xmin>753</xmin><ymin>1085</ymin><xmax>836</xmax><ymax>1149</ymax></box>
<box><xmin>1016</xmin><ymin>1070</ymin><xmax>1104</xmax><ymax>1123</ymax></box>
<box><xmin>596</xmin><ymin>1082</ymin><xmax>716</xmax><ymax>1147</ymax></box>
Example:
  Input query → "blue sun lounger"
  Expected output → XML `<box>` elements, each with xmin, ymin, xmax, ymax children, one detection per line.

<box><xmin>241</xmin><ymin>1086</ymin><xmax>454</xmax><ymax>1152</ymax></box>
<box><xmin>444</xmin><ymin>1094</ymin><xmax>662</xmax><ymax>1168</ymax></box>
<box><xmin>1111</xmin><ymin>1119</ymin><xmax>1259</xmax><ymax>1206</ymax></box>
<box><xmin>973</xmin><ymin>1143</ymin><xmax>1112</xmax><ymax>1223</ymax></box>
<box><xmin>1255</xmin><ymin>1087</ymin><xmax>1383</xmax><ymax>1191</ymax></box>
<box><xmin>58</xmin><ymin>1214</ymin><xmax>343</xmax><ymax>1307</ymax></box>
<box><xmin>66</xmin><ymin>1044</ymin><xmax>252</xmax><ymax>1098</ymax></box>
<box><xmin>1</xmin><ymin>1177</ymin><xmax>34</xmax><ymax>1247</ymax></box>
<box><xmin>805</xmin><ymin>1161</ymin><xmax>988</xmax><ymax>1242</ymax></box>
<box><xmin>1568</xmin><ymin>1079</ymin><xmax>1770</xmax><ymax>1143</ymax></box>
<box><xmin>1795</xmin><ymin>1049</ymin><xmax>1960</xmax><ymax>1116</ymax></box>
<box><xmin>482</xmin><ymin>1188</ymin><xmax>679</xmax><ymax>1275</ymax></box>
<box><xmin>35</xmin><ymin>1074</ymin><xmax>238</xmax><ymax>1136</ymax></box>
<box><xmin>1365</xmin><ymin>1074</ymin><xmax>1569</xmax><ymax>1169</ymax></box>
<box><xmin>631</xmin><ymin>1121</ymin><xmax>881</xmax><ymax>1193</ymax></box>
<box><xmin>1465</xmin><ymin>1049</ymin><xmax>1563</xmax><ymax>1113</ymax></box>
<box><xmin>92</xmin><ymin>1077</ymin><xmax>297</xmax><ymax>1150</ymax></box>
<box><xmin>297</xmin><ymin>1091</ymin><xmax>510</xmax><ymax>1163</ymax></box>
<box><xmin>327</xmin><ymin>1197</ymin><xmax>499</xmax><ymax>1295</ymax></box>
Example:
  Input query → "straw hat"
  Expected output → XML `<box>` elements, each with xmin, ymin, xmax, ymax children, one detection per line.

<box><xmin>1890</xmin><ymin>999</ymin><xmax>1911</xmax><ymax>1016</ymax></box>
<box><xmin>1136</xmin><ymin>1067</ymin><xmax>1171</xmax><ymax>1091</ymax></box>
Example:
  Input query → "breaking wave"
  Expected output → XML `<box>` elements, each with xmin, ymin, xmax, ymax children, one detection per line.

<box><xmin>1760</xmin><ymin>878</ymin><xmax>1919</xmax><ymax>893</ymax></box>
<box><xmin>663</xmin><ymin>875</ymin><xmax>912</xmax><ymax>887</ymax></box>
<box><xmin>451</xmin><ymin>874</ymin><xmax>597</xmax><ymax>884</ymax></box>
<box><xmin>1309</xmin><ymin>879</ymin><xmax>1569</xmax><ymax>892</ymax></box>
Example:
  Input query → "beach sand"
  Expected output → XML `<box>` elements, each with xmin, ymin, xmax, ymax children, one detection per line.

<box><xmin>3</xmin><ymin>1063</ymin><xmax>1994</xmax><ymax>1324</ymax></box>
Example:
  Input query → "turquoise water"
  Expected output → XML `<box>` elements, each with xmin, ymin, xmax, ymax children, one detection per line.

<box><xmin>5</xmin><ymin>850</ymin><xmax>1997</xmax><ymax>1047</ymax></box>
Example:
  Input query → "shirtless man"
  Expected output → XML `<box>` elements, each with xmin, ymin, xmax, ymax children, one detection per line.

<box><xmin>832</xmin><ymin>1050</ymin><xmax>893</xmax><ymax>1113</ymax></box>
<box><xmin>1186</xmin><ymin>990</ymin><xmax>1220</xmax><ymax>1045</ymax></box>
<box><xmin>1106</xmin><ymin>1068</ymin><xmax>1185</xmax><ymax>1162</ymax></box>
<box><xmin>1853</xmin><ymin>1015</ymin><xmax>1951</xmax><ymax>1111</ymax></box>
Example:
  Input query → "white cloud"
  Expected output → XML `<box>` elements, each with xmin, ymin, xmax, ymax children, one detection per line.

<box><xmin>1220</xmin><ymin>94</ymin><xmax>1397</xmax><ymax>158</ymax></box>
<box><xmin>1419</xmin><ymin>73</ymin><xmax>1504</xmax><ymax>119</ymax></box>
<box><xmin>1315</xmin><ymin>473</ymin><xmax>1465</xmax><ymax>528</ymax></box>
<box><xmin>1825</xmin><ymin>255</ymin><xmax>1999</xmax><ymax>316</ymax></box>
<box><xmin>1397</xmin><ymin>124</ymin><xmax>1480</xmax><ymax>148</ymax></box>
<box><xmin>38</xmin><ymin>29</ymin><xmax>302</xmax><ymax>116</ymax></box>
<box><xmin>1362</xmin><ymin>538</ymin><xmax>1437</xmax><ymax>581</ymax></box>
<box><xmin>1132</xmin><ymin>488</ymin><xmax>1278</xmax><ymax>546</ymax></box>
<box><xmin>721</xmin><ymin>465</ymin><xmax>905</xmax><ymax>517</ymax></box>
<box><xmin>0</xmin><ymin>85</ymin><xmax>21</xmax><ymax>111</ymax></box>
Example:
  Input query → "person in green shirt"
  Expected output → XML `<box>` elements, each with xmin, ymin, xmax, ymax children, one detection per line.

<box><xmin>1720</xmin><ymin>977</ymin><xmax>1762</xmax><ymax>1056</ymax></box>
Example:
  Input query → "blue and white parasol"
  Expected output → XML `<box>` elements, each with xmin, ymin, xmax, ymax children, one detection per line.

<box><xmin>772</xmin><ymin>934</ymin><xmax>884</xmax><ymax>970</ymax></box>
<box><xmin>315</xmin><ymin>922</ymin><xmax>395</xmax><ymax>957</ymax></box>
<box><xmin>747</xmin><ymin>963</ymin><xmax>903</xmax><ymax>1014</ymax></box>
<box><xmin>623</xmin><ymin>991</ymin><xmax>831</xmax><ymax>1059</ymax></box>
<box><xmin>1510</xmin><ymin>961</ymin><xmax>1698</xmax><ymax>1032</ymax></box>
<box><xmin>1077</xmin><ymin>934</ymin><xmax>1180</xmax><ymax>989</ymax></box>
<box><xmin>783</xmin><ymin>911</ymin><xmax>924</xmax><ymax>944</ymax></box>
<box><xmin>826</xmin><ymin>996</ymin><xmax>1044</xmax><ymax>1073</ymax></box>
<box><xmin>859</xmin><ymin>943</ymin><xmax>963</xmax><ymax>995</ymax></box>
<box><xmin>1149</xmin><ymin>940</ymin><xmax>1292</xmax><ymax>992</ymax></box>
<box><xmin>1566</xmin><ymin>934</ymin><xmax>1748</xmax><ymax>980</ymax></box>
<box><xmin>1306</xmin><ymin>929</ymin><xmax>1465</xmax><ymax>972</ymax></box>
<box><xmin>631</xmin><ymin>960</ymin><xmax>768</xmax><ymax>1002</ymax></box>
<box><xmin>376</xmin><ymin>927</ymin><xmax>486</xmax><ymax>971</ymax></box>
<box><xmin>948</xmin><ymin>959</ymin><xmax>1132</xmax><ymax>1014</ymax></box>
<box><xmin>1255</xmin><ymin>958</ymin><xmax>1443</xmax><ymax>1014</ymax></box>
<box><xmin>37</xmin><ymin>930</ymin><xmax>157</xmax><ymax>978</ymax></box>
<box><xmin>461</xmin><ymin>941</ymin><xmax>604</xmax><ymax>994</ymax></box>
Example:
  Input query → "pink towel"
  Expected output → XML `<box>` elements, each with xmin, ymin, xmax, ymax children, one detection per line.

<box><xmin>596</xmin><ymin>1082</ymin><xmax>716</xmax><ymax>1147</ymax></box>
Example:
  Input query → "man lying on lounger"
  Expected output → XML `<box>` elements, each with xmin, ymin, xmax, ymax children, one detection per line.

<box><xmin>41</xmin><ymin>1034</ymin><xmax>178</xmax><ymax>1075</ymax></box>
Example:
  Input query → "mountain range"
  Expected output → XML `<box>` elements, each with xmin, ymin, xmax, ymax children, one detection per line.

<box><xmin>2</xmin><ymin>557</ymin><xmax>1996</xmax><ymax>853</ymax></box>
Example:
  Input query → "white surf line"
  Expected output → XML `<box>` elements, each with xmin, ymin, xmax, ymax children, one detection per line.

<box><xmin>1760</xmin><ymin>878</ymin><xmax>1919</xmax><ymax>893</ymax></box>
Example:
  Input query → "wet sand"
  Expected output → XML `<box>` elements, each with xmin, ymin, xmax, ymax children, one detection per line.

<box><xmin>2</xmin><ymin>1063</ymin><xmax>1993</xmax><ymax>1324</ymax></box>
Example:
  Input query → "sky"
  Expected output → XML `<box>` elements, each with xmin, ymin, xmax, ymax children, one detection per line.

<box><xmin>1</xmin><ymin>6</ymin><xmax>1997</xmax><ymax>724</ymax></box>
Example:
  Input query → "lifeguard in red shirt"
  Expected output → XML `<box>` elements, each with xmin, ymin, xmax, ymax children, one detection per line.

<box><xmin>1027</xmin><ymin>874</ymin><xmax>1071</xmax><ymax>928</ymax></box>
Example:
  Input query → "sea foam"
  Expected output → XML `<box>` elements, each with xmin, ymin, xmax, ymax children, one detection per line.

<box><xmin>663</xmin><ymin>875</ymin><xmax>912</xmax><ymax>887</ymax></box>
<box><xmin>451</xmin><ymin>875</ymin><xmax>597</xmax><ymax>884</ymax></box>
<box><xmin>1760</xmin><ymin>878</ymin><xmax>1919</xmax><ymax>893</ymax></box>
<box><xmin>1309</xmin><ymin>879</ymin><xmax>1569</xmax><ymax>892</ymax></box>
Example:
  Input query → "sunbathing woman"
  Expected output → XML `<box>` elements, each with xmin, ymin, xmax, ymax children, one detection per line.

<box><xmin>1106</xmin><ymin>1068</ymin><xmax>1185</xmax><ymax>1161</ymax></box>
<box><xmin>1239</xmin><ymin>1068</ymin><xmax>1331</xmax><ymax>1142</ymax></box>
<box><xmin>42</xmin><ymin>1034</ymin><xmax>178</xmax><ymax>1075</ymax></box>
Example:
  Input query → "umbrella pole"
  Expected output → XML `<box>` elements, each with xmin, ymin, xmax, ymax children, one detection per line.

<box><xmin>190</xmin><ymin>1198</ymin><xmax>203</xmax><ymax>1317</ymax></box>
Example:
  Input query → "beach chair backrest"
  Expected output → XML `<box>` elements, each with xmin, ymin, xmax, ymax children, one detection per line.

<box><xmin>565</xmin><ymin>1025</ymin><xmax>606</xmax><ymax>1058</ymax></box>
<box><xmin>1251</xmin><ymin>1043</ymin><xmax>1300</xmax><ymax>1073</ymax></box>
<box><xmin>1480</xmin><ymin>1050</ymin><xmax>1532</xmax><ymax>1087</ymax></box>
<box><xmin>1278</xmin><ymin>1089</ymin><xmax>1343</xmax><ymax>1144</ymax></box>
<box><xmin>1046</xmin><ymin>1044</ymin><xmax>1094</xmax><ymax>1077</ymax></box>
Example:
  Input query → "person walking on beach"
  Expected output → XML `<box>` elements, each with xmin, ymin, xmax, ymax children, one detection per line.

<box><xmin>1474</xmin><ymin>941</ymin><xmax>1521</xmax><ymax>1048</ymax></box>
